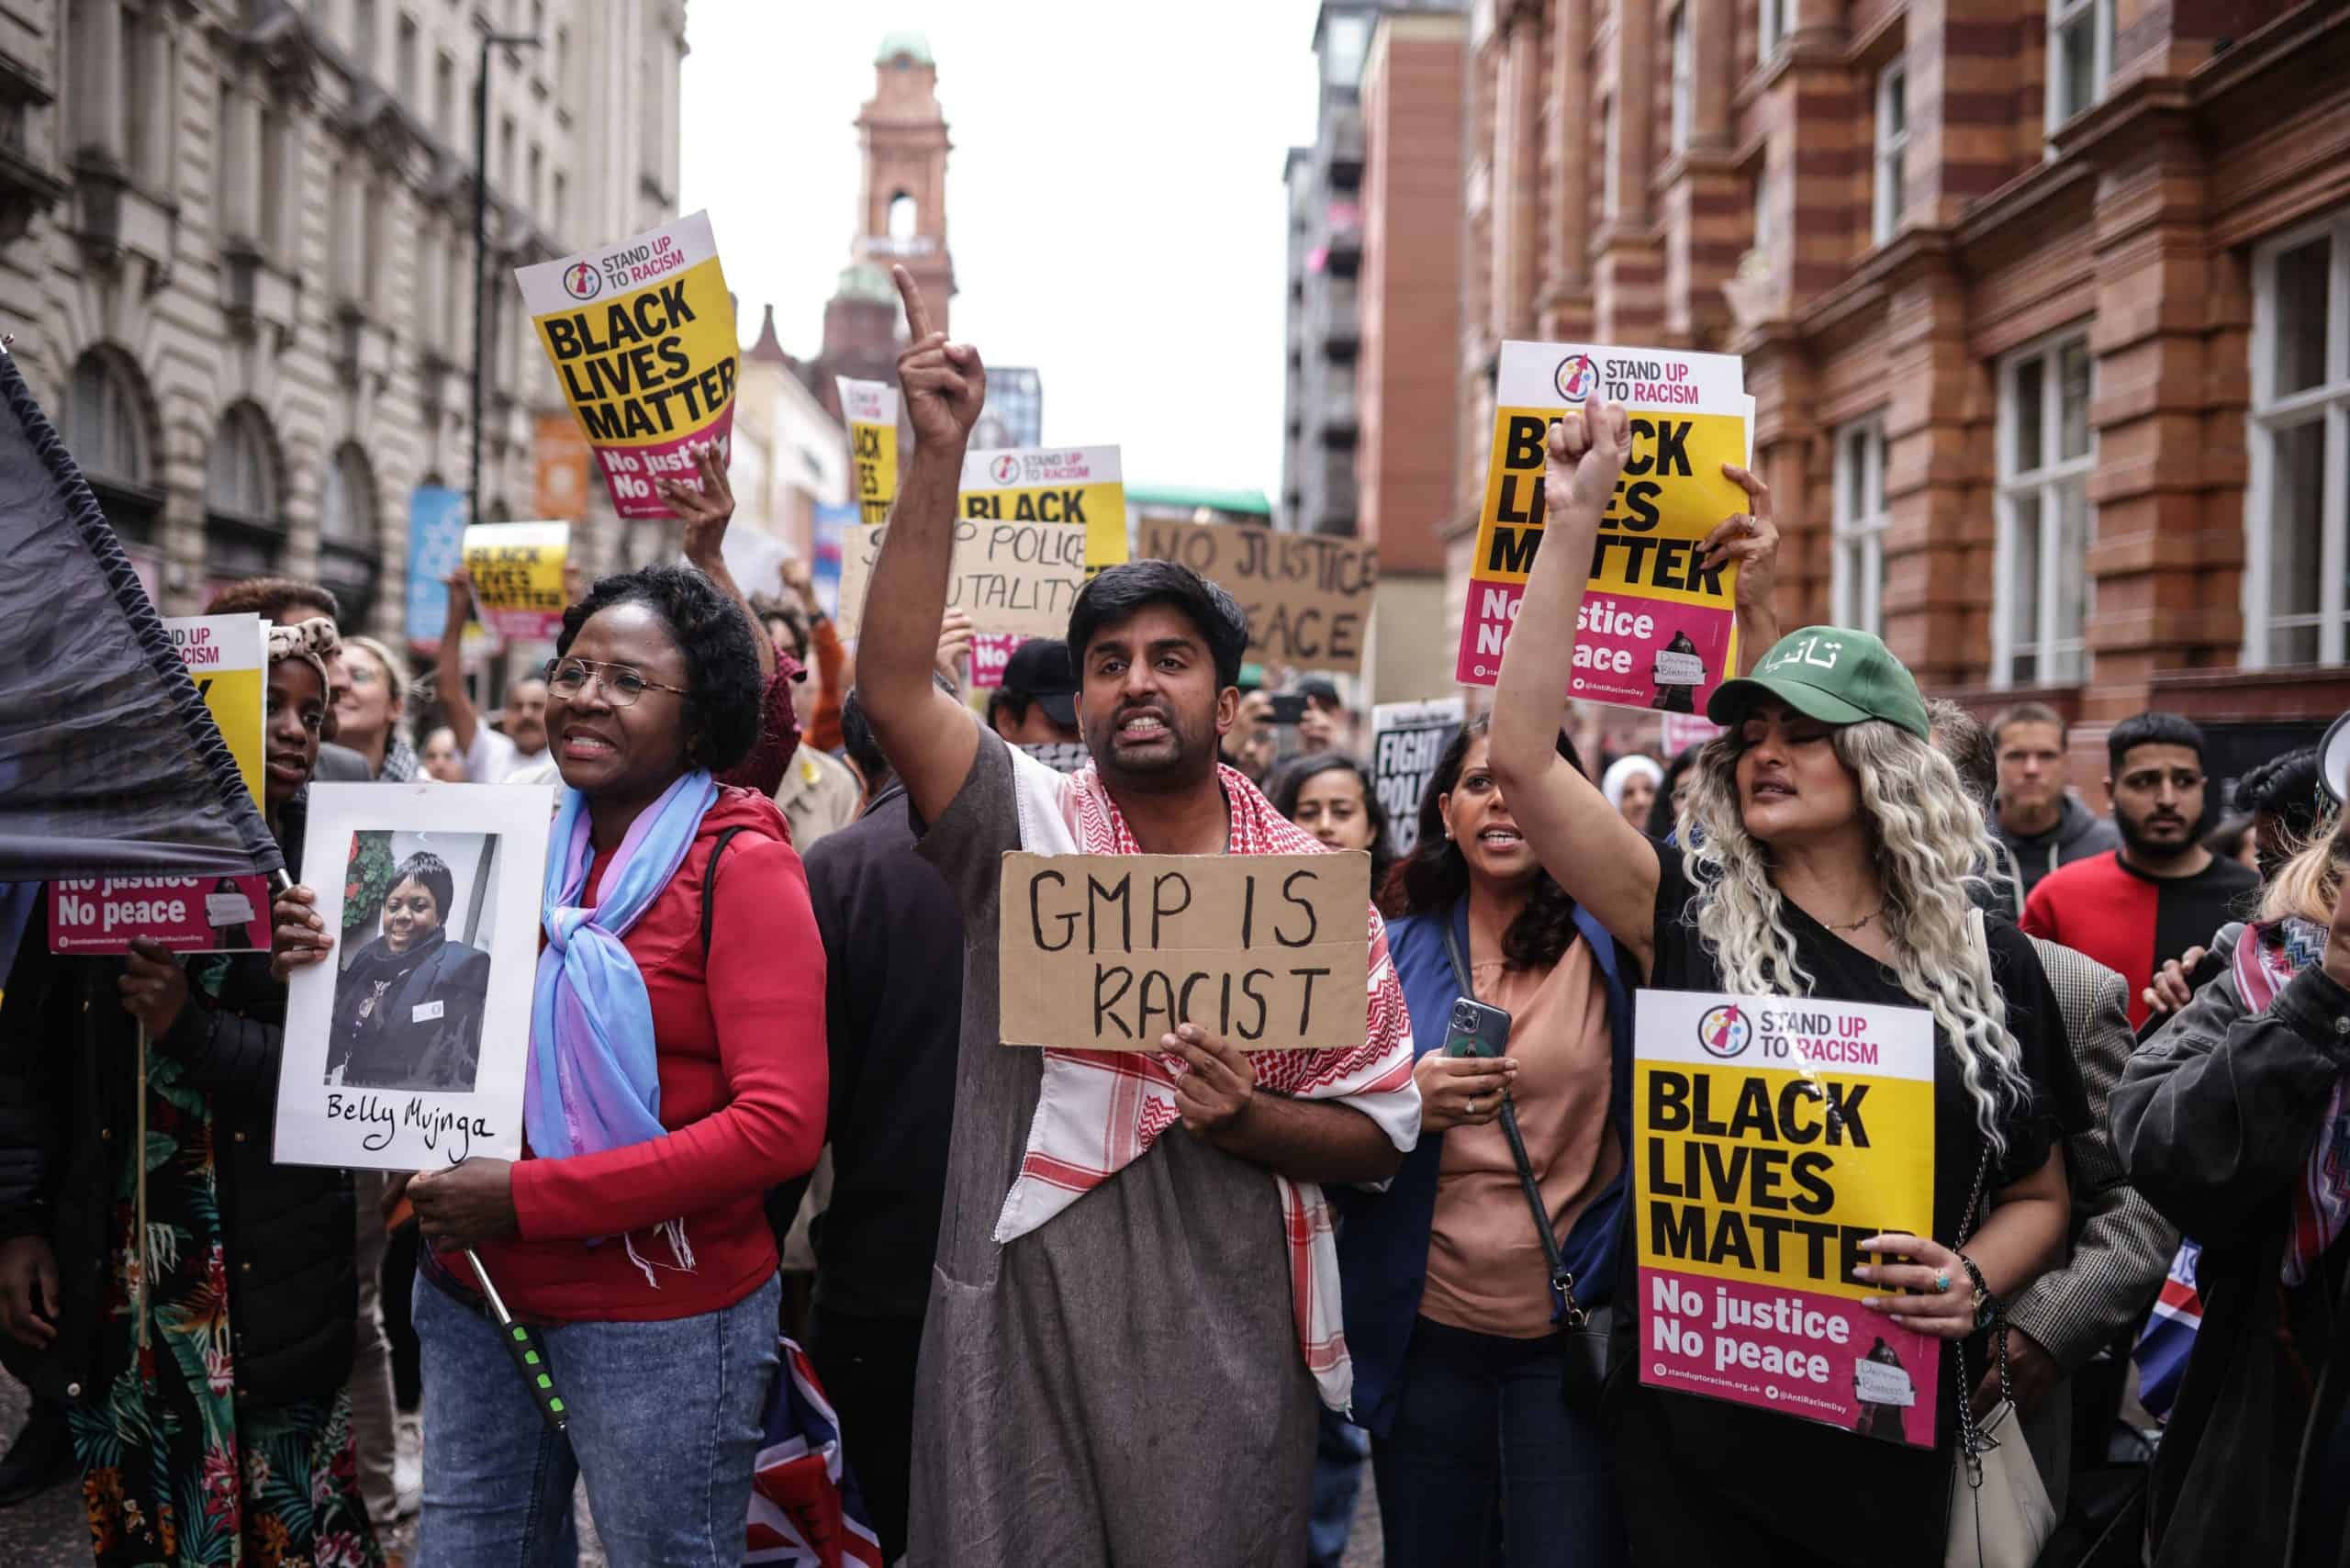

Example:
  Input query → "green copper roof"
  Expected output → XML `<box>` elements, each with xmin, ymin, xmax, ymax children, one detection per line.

<box><xmin>1125</xmin><ymin>485</ymin><xmax>1275</xmax><ymax>517</ymax></box>
<box><xmin>835</xmin><ymin>262</ymin><xmax>897</xmax><ymax>305</ymax></box>
<box><xmin>877</xmin><ymin>29</ymin><xmax>934</xmax><ymax>66</ymax></box>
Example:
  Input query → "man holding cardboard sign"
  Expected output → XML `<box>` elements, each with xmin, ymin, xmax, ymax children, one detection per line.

<box><xmin>856</xmin><ymin>267</ymin><xmax>1421</xmax><ymax>1568</ymax></box>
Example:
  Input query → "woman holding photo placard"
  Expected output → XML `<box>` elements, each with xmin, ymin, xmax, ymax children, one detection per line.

<box><xmin>0</xmin><ymin>617</ymin><xmax>380</xmax><ymax>1568</ymax></box>
<box><xmin>274</xmin><ymin>562</ymin><xmax>826</xmax><ymax>1568</ymax></box>
<box><xmin>1484</xmin><ymin>399</ymin><xmax>2087</xmax><ymax>1566</ymax></box>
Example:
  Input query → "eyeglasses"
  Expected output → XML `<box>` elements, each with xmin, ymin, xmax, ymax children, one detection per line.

<box><xmin>542</xmin><ymin>657</ymin><xmax>689</xmax><ymax>709</ymax></box>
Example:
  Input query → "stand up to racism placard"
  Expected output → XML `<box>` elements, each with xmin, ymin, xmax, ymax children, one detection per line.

<box><xmin>518</xmin><ymin>212</ymin><xmax>738</xmax><ymax>523</ymax></box>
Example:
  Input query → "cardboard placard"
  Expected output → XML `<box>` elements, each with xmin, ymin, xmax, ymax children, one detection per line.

<box><xmin>997</xmin><ymin>850</ymin><xmax>1370</xmax><ymax>1051</ymax></box>
<box><xmin>48</xmin><ymin>614</ymin><xmax>272</xmax><ymax>954</ymax></box>
<box><xmin>836</xmin><ymin>518</ymin><xmax>1088</xmax><ymax>642</ymax></box>
<box><xmin>464</xmin><ymin>521</ymin><xmax>570</xmax><ymax>641</ymax></box>
<box><xmin>1370</xmin><ymin>698</ymin><xmax>1465</xmax><ymax>857</ymax></box>
<box><xmin>1634</xmin><ymin>988</ymin><xmax>1940</xmax><ymax>1446</ymax></box>
<box><xmin>516</xmin><ymin>210</ymin><xmax>738</xmax><ymax>521</ymax></box>
<box><xmin>1138</xmin><ymin>519</ymin><xmax>1376</xmax><ymax>674</ymax></box>
<box><xmin>1456</xmin><ymin>342</ymin><xmax>1750</xmax><ymax>712</ymax></box>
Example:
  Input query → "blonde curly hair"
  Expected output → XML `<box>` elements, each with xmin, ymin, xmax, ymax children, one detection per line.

<box><xmin>1678</xmin><ymin>717</ymin><xmax>2037</xmax><ymax>1152</ymax></box>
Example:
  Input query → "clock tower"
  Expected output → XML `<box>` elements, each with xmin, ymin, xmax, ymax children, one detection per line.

<box><xmin>812</xmin><ymin>31</ymin><xmax>955</xmax><ymax>420</ymax></box>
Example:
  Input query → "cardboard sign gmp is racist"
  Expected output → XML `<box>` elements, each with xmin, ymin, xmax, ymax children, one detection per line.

<box><xmin>998</xmin><ymin>851</ymin><xmax>1370</xmax><ymax>1050</ymax></box>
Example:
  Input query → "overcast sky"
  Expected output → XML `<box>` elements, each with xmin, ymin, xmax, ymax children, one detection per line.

<box><xmin>679</xmin><ymin>0</ymin><xmax>1324</xmax><ymax>498</ymax></box>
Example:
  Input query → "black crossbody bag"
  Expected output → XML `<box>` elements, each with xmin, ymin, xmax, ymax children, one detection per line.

<box><xmin>1441</xmin><ymin>920</ymin><xmax>1612</xmax><ymax>1411</ymax></box>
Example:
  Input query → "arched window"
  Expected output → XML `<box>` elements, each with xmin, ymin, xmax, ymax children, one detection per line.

<box><xmin>888</xmin><ymin>191</ymin><xmax>917</xmax><ymax>242</ymax></box>
<box><xmin>205</xmin><ymin>401</ymin><xmax>285</xmax><ymax>588</ymax></box>
<box><xmin>319</xmin><ymin>443</ymin><xmax>381</xmax><ymax>633</ymax></box>
<box><xmin>65</xmin><ymin>348</ymin><xmax>162</xmax><ymax>547</ymax></box>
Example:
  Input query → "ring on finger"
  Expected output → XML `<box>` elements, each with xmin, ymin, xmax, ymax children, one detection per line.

<box><xmin>1933</xmin><ymin>1271</ymin><xmax>1951</xmax><ymax>1293</ymax></box>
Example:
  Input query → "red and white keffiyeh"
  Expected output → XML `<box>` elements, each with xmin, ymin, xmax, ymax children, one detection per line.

<box><xmin>995</xmin><ymin>745</ymin><xmax>1421</xmax><ymax>1411</ymax></box>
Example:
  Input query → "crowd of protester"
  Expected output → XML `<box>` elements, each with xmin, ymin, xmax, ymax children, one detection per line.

<box><xmin>1</xmin><ymin>263</ymin><xmax>2346</xmax><ymax>1568</ymax></box>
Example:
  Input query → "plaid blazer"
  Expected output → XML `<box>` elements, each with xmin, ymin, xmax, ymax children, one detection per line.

<box><xmin>2009</xmin><ymin>936</ymin><xmax>2181</xmax><ymax>1368</ymax></box>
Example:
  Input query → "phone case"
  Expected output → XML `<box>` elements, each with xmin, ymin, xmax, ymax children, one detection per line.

<box><xmin>1445</xmin><ymin>997</ymin><xmax>1512</xmax><ymax>1058</ymax></box>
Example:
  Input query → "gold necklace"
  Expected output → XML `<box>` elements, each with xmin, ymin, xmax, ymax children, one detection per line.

<box><xmin>1827</xmin><ymin>903</ymin><xmax>1890</xmax><ymax>934</ymax></box>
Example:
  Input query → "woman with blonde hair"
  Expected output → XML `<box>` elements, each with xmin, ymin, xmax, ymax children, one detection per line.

<box><xmin>2111</xmin><ymin>815</ymin><xmax>2350</xmax><ymax>1568</ymax></box>
<box><xmin>336</xmin><ymin>633</ymin><xmax>419</xmax><ymax>781</ymax></box>
<box><xmin>1486</xmin><ymin>398</ymin><xmax>2086</xmax><ymax>1564</ymax></box>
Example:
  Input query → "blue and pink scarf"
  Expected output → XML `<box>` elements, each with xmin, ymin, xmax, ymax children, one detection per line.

<box><xmin>528</xmin><ymin>769</ymin><xmax>720</xmax><ymax>1283</ymax></box>
<box><xmin>2232</xmin><ymin>916</ymin><xmax>2350</xmax><ymax>1286</ymax></box>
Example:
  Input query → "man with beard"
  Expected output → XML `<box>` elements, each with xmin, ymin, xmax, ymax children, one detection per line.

<box><xmin>854</xmin><ymin>266</ymin><xmax>1419</xmax><ymax>1568</ymax></box>
<box><xmin>2023</xmin><ymin>712</ymin><xmax>2258</xmax><ymax>1027</ymax></box>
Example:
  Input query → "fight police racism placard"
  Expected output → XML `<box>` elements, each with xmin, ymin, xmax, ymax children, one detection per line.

<box><xmin>1457</xmin><ymin>342</ymin><xmax>1749</xmax><ymax>713</ymax></box>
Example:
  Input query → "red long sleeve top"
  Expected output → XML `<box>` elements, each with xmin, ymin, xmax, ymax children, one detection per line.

<box><xmin>459</xmin><ymin>786</ymin><xmax>828</xmax><ymax>1322</ymax></box>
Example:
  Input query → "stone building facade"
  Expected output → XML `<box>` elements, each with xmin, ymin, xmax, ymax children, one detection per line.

<box><xmin>1448</xmin><ymin>0</ymin><xmax>2350</xmax><ymax>778</ymax></box>
<box><xmin>0</xmin><ymin>0</ymin><xmax>687</xmax><ymax>638</ymax></box>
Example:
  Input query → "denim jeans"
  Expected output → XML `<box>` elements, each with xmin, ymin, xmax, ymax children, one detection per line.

<box><xmin>1371</xmin><ymin>1316</ymin><xmax>1623</xmax><ymax>1568</ymax></box>
<box><xmin>412</xmin><ymin>1267</ymin><xmax>781</xmax><ymax>1568</ymax></box>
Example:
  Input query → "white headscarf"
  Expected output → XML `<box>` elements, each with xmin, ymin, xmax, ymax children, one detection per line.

<box><xmin>1602</xmin><ymin>753</ymin><xmax>1663</xmax><ymax>812</ymax></box>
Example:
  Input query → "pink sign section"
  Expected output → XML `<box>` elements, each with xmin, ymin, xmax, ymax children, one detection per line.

<box><xmin>968</xmin><ymin>633</ymin><xmax>1022</xmax><ymax>690</ymax></box>
<box><xmin>1638</xmin><ymin>1267</ymin><xmax>1940</xmax><ymax>1447</ymax></box>
<box><xmin>1457</xmin><ymin>581</ymin><xmax>1735</xmax><ymax>717</ymax></box>
<box><xmin>49</xmin><ymin>875</ymin><xmax>274</xmax><ymax>955</ymax></box>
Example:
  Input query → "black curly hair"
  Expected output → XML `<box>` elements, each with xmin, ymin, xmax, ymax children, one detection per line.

<box><xmin>1392</xmin><ymin>716</ymin><xmax>1592</xmax><ymax>970</ymax></box>
<box><xmin>554</xmin><ymin>565</ymin><xmax>765</xmax><ymax>773</ymax></box>
<box><xmin>1066</xmin><ymin>560</ymin><xmax>1250</xmax><ymax>689</ymax></box>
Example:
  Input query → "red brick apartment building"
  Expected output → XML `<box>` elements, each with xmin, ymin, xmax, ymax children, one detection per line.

<box><xmin>1405</xmin><ymin>0</ymin><xmax>2350</xmax><ymax>783</ymax></box>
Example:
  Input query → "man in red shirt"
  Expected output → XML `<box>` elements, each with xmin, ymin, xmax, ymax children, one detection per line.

<box><xmin>2022</xmin><ymin>712</ymin><xmax>2258</xmax><ymax>1028</ymax></box>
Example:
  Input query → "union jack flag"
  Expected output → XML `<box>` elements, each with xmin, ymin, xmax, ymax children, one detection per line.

<box><xmin>744</xmin><ymin>1339</ymin><xmax>886</xmax><ymax>1567</ymax></box>
<box><xmin>2132</xmin><ymin>1238</ymin><xmax>2204</xmax><ymax>1421</ymax></box>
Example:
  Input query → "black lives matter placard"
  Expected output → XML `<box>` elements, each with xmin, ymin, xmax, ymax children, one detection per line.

<box><xmin>517</xmin><ymin>211</ymin><xmax>739</xmax><ymax>522</ymax></box>
<box><xmin>997</xmin><ymin>851</ymin><xmax>1370</xmax><ymax>1051</ymax></box>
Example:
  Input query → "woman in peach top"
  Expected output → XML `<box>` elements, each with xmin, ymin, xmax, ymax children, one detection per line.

<box><xmin>1334</xmin><ymin>717</ymin><xmax>1633</xmax><ymax>1566</ymax></box>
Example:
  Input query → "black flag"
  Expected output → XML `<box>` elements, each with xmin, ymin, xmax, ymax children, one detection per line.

<box><xmin>0</xmin><ymin>348</ymin><xmax>283</xmax><ymax>881</ymax></box>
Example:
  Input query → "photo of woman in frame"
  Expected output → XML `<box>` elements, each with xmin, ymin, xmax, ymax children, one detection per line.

<box><xmin>327</xmin><ymin>840</ymin><xmax>495</xmax><ymax>1092</ymax></box>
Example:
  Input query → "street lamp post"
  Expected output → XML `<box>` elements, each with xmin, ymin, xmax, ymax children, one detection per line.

<box><xmin>471</xmin><ymin>30</ymin><xmax>541</xmax><ymax>533</ymax></box>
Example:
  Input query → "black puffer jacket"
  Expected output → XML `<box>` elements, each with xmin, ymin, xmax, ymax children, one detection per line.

<box><xmin>0</xmin><ymin>822</ymin><xmax>354</xmax><ymax>1409</ymax></box>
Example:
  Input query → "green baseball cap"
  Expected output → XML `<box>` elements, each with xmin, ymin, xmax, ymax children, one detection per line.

<box><xmin>1707</xmin><ymin>627</ymin><xmax>1931</xmax><ymax>739</ymax></box>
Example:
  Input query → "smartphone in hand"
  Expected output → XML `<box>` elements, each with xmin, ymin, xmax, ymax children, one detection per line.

<box><xmin>1445</xmin><ymin>997</ymin><xmax>1512</xmax><ymax>1059</ymax></box>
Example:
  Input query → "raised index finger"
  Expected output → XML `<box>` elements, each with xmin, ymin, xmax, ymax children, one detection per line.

<box><xmin>892</xmin><ymin>264</ymin><xmax>934</xmax><ymax>342</ymax></box>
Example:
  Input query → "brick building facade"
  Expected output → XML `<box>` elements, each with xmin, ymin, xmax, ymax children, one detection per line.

<box><xmin>1445</xmin><ymin>0</ymin><xmax>2350</xmax><ymax>781</ymax></box>
<box><xmin>1360</xmin><ymin>13</ymin><xmax>1469</xmax><ymax>700</ymax></box>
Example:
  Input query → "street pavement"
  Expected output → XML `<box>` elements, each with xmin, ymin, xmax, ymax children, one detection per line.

<box><xmin>3</xmin><ymin>1366</ymin><xmax>1385</xmax><ymax>1566</ymax></box>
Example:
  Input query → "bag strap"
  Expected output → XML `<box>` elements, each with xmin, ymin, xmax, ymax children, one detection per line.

<box><xmin>699</xmin><ymin>825</ymin><xmax>750</xmax><ymax>961</ymax></box>
<box><xmin>1952</xmin><ymin>904</ymin><xmax>2014</xmax><ymax>1479</ymax></box>
<box><xmin>1441</xmin><ymin>912</ymin><xmax>1588</xmax><ymax>1327</ymax></box>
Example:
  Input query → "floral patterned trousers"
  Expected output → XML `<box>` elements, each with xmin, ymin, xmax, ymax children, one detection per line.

<box><xmin>66</xmin><ymin>1048</ymin><xmax>380</xmax><ymax>1568</ymax></box>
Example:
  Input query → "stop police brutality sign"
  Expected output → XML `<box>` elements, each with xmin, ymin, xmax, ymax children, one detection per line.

<box><xmin>1634</xmin><ymin>987</ymin><xmax>1941</xmax><ymax>1448</ymax></box>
